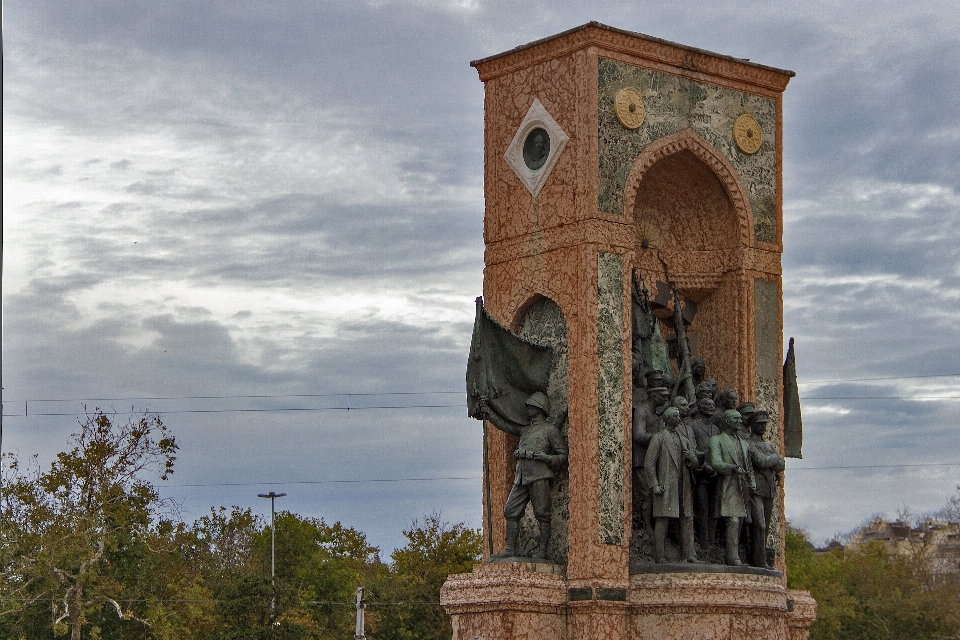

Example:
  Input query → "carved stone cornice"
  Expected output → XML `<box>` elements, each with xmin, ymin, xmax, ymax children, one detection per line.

<box><xmin>472</xmin><ymin>22</ymin><xmax>793</xmax><ymax>95</ymax></box>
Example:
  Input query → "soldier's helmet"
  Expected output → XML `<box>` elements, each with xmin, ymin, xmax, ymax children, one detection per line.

<box><xmin>525</xmin><ymin>391</ymin><xmax>551</xmax><ymax>415</ymax></box>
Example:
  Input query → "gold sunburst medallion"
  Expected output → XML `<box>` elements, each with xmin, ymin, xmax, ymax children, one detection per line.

<box><xmin>733</xmin><ymin>114</ymin><xmax>763</xmax><ymax>154</ymax></box>
<box><xmin>614</xmin><ymin>87</ymin><xmax>645</xmax><ymax>130</ymax></box>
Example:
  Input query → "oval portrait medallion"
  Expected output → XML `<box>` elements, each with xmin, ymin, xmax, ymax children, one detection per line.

<box><xmin>522</xmin><ymin>127</ymin><xmax>551</xmax><ymax>170</ymax></box>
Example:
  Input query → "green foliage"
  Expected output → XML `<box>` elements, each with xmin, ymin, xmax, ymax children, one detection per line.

<box><xmin>2</xmin><ymin>413</ymin><xmax>480</xmax><ymax>640</ymax></box>
<box><xmin>785</xmin><ymin>517</ymin><xmax>960</xmax><ymax>640</ymax></box>
<box><xmin>2</xmin><ymin>410</ymin><xmax>178</xmax><ymax>640</ymax></box>
<box><xmin>253</xmin><ymin>513</ymin><xmax>382</xmax><ymax>640</ymax></box>
<box><xmin>370</xmin><ymin>514</ymin><xmax>482</xmax><ymax>640</ymax></box>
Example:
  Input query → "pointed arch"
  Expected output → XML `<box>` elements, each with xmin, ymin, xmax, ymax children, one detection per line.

<box><xmin>622</xmin><ymin>129</ymin><xmax>754</xmax><ymax>249</ymax></box>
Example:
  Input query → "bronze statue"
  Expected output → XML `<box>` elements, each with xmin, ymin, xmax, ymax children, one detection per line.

<box><xmin>632</xmin><ymin>383</ymin><xmax>669</xmax><ymax>532</ymax></box>
<box><xmin>644</xmin><ymin>407</ymin><xmax>700</xmax><ymax>563</ymax></box>
<box><xmin>709</xmin><ymin>409</ymin><xmax>756</xmax><ymax>566</ymax></box>
<box><xmin>690</xmin><ymin>357</ymin><xmax>706</xmax><ymax>389</ymax></box>
<box><xmin>673</xmin><ymin>396</ymin><xmax>700</xmax><ymax>463</ymax></box>
<box><xmin>712</xmin><ymin>389</ymin><xmax>739</xmax><ymax>433</ymax></box>
<box><xmin>716</xmin><ymin>389</ymin><xmax>738</xmax><ymax>412</ymax></box>
<box><xmin>698</xmin><ymin>378</ymin><xmax>719</xmax><ymax>402</ymax></box>
<box><xmin>479</xmin><ymin>392</ymin><xmax>567</xmax><ymax>561</ymax></box>
<box><xmin>748</xmin><ymin>410</ymin><xmax>784</xmax><ymax>569</ymax></box>
<box><xmin>670</xmin><ymin>285</ymin><xmax>696</xmax><ymax>404</ymax></box>
<box><xmin>689</xmin><ymin>397</ymin><xmax>720</xmax><ymax>550</ymax></box>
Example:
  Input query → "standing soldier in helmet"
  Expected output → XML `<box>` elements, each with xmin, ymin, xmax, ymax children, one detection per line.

<box><xmin>479</xmin><ymin>391</ymin><xmax>568</xmax><ymax>560</ymax></box>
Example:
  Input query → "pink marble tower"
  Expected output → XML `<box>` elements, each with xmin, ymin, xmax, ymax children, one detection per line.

<box><xmin>442</xmin><ymin>23</ymin><xmax>815</xmax><ymax>640</ymax></box>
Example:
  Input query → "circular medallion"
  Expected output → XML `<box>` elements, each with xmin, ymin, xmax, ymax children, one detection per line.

<box><xmin>522</xmin><ymin>127</ymin><xmax>551</xmax><ymax>170</ymax></box>
<box><xmin>614</xmin><ymin>87</ymin><xmax>645</xmax><ymax>130</ymax></box>
<box><xmin>733</xmin><ymin>114</ymin><xmax>763</xmax><ymax>154</ymax></box>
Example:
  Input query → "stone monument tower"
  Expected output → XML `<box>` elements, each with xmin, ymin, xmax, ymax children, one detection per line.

<box><xmin>443</xmin><ymin>23</ymin><xmax>816</xmax><ymax>640</ymax></box>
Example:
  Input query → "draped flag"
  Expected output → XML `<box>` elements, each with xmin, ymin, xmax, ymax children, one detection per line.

<box><xmin>783</xmin><ymin>336</ymin><xmax>803</xmax><ymax>458</ymax></box>
<box><xmin>466</xmin><ymin>297</ymin><xmax>552</xmax><ymax>425</ymax></box>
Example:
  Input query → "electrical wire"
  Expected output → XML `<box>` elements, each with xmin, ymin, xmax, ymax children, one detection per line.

<box><xmin>4</xmin><ymin>372</ymin><xmax>958</xmax><ymax>405</ymax></box>
<box><xmin>152</xmin><ymin>463</ymin><xmax>960</xmax><ymax>490</ymax></box>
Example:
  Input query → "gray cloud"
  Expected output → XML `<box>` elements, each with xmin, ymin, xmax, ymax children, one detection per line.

<box><xmin>4</xmin><ymin>0</ymin><xmax>960</xmax><ymax>550</ymax></box>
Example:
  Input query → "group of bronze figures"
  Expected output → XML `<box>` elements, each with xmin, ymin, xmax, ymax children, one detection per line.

<box><xmin>629</xmin><ymin>276</ymin><xmax>784</xmax><ymax>568</ymax></box>
<box><xmin>632</xmin><ymin>364</ymin><xmax>784</xmax><ymax>568</ymax></box>
<box><xmin>467</xmin><ymin>276</ymin><xmax>787</xmax><ymax>569</ymax></box>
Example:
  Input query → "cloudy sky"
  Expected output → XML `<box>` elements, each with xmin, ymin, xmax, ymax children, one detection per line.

<box><xmin>4</xmin><ymin>0</ymin><xmax>959</xmax><ymax>552</ymax></box>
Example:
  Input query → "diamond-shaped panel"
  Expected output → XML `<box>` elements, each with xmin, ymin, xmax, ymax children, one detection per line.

<box><xmin>504</xmin><ymin>99</ymin><xmax>569</xmax><ymax>198</ymax></box>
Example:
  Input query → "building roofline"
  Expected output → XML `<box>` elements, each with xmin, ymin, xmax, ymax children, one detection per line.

<box><xmin>470</xmin><ymin>21</ymin><xmax>795</xmax><ymax>79</ymax></box>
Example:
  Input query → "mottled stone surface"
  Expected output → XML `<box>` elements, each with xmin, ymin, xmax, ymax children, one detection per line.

<box><xmin>630</xmin><ymin>571</ymin><xmax>786</xmax><ymax>640</ymax></box>
<box><xmin>785</xmin><ymin>589</ymin><xmax>818</xmax><ymax>640</ymax></box>
<box><xmin>463</xmin><ymin>23</ymin><xmax>810</xmax><ymax>639</ymax></box>
<box><xmin>754</xmin><ymin>277</ymin><xmax>783</xmax><ymax>564</ymax></box>
<box><xmin>441</xmin><ymin>563</ymin><xmax>568</xmax><ymax>640</ymax></box>
<box><xmin>442</xmin><ymin>564</ymin><xmax>814</xmax><ymax>640</ymax></box>
<box><xmin>597</xmin><ymin>252</ymin><xmax>626</xmax><ymax>546</ymax></box>
<box><xmin>518</xmin><ymin>298</ymin><xmax>570</xmax><ymax>564</ymax></box>
<box><xmin>598</xmin><ymin>58</ymin><xmax>778</xmax><ymax>243</ymax></box>
<box><xmin>754</xmin><ymin>278</ymin><xmax>780</xmax><ymax>380</ymax></box>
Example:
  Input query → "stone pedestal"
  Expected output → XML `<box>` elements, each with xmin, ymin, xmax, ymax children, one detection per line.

<box><xmin>441</xmin><ymin>563</ymin><xmax>815</xmax><ymax>640</ymax></box>
<box><xmin>445</xmin><ymin>22</ymin><xmax>815</xmax><ymax>640</ymax></box>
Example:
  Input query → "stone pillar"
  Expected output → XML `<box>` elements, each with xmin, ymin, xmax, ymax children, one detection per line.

<box><xmin>442</xmin><ymin>22</ymin><xmax>815</xmax><ymax>640</ymax></box>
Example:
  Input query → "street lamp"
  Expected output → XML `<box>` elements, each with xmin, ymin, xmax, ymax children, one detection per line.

<box><xmin>257</xmin><ymin>491</ymin><xmax>286</xmax><ymax>617</ymax></box>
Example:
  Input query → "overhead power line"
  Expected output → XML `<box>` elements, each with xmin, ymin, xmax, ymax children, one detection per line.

<box><xmin>4</xmin><ymin>396</ymin><xmax>960</xmax><ymax>418</ymax></box>
<box><xmin>800</xmin><ymin>396</ymin><xmax>960</xmax><ymax>400</ymax></box>
<box><xmin>163</xmin><ymin>476</ymin><xmax>482</xmax><ymax>488</ymax></box>
<box><xmin>13</xmin><ymin>391</ymin><xmax>465</xmax><ymax>403</ymax></box>
<box><xmin>787</xmin><ymin>463</ymin><xmax>960</xmax><ymax>471</ymax></box>
<box><xmin>797</xmin><ymin>373</ymin><xmax>960</xmax><ymax>385</ymax></box>
<box><xmin>5</xmin><ymin>373</ymin><xmax>959</xmax><ymax>404</ymax></box>
<box><xmin>1</xmin><ymin>404</ymin><xmax>466</xmax><ymax>417</ymax></box>
<box><xmin>155</xmin><ymin>464</ymin><xmax>960</xmax><ymax>490</ymax></box>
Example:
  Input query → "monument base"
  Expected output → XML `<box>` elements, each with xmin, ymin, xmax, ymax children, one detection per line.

<box><xmin>440</xmin><ymin>562</ymin><xmax>815</xmax><ymax>640</ymax></box>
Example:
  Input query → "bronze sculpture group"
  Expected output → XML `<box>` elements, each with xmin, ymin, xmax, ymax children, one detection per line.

<box><xmin>630</xmin><ymin>276</ymin><xmax>784</xmax><ymax>567</ymax></box>
<box><xmin>467</xmin><ymin>275</ymin><xmax>786</xmax><ymax>569</ymax></box>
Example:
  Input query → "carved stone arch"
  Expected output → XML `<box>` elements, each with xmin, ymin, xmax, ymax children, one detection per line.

<box><xmin>622</xmin><ymin>128</ymin><xmax>754</xmax><ymax>249</ymax></box>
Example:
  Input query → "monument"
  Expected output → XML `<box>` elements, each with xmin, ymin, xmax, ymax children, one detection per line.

<box><xmin>442</xmin><ymin>23</ymin><xmax>815</xmax><ymax>640</ymax></box>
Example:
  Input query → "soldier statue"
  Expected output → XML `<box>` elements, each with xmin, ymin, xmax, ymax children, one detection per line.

<box><xmin>632</xmin><ymin>380</ymin><xmax>670</xmax><ymax>532</ymax></box>
<box><xmin>479</xmin><ymin>392</ymin><xmax>567</xmax><ymax>560</ymax></box>
<box><xmin>747</xmin><ymin>410</ymin><xmax>785</xmax><ymax>569</ymax></box>
<box><xmin>689</xmin><ymin>396</ymin><xmax>720</xmax><ymax>550</ymax></box>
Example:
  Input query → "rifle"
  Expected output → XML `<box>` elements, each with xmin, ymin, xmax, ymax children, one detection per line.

<box><xmin>671</xmin><ymin>284</ymin><xmax>696</xmax><ymax>403</ymax></box>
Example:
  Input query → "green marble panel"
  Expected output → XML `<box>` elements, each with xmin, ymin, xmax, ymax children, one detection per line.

<box><xmin>598</xmin><ymin>58</ymin><xmax>778</xmax><ymax>243</ymax></box>
<box><xmin>754</xmin><ymin>277</ymin><xmax>782</xmax><ymax>557</ymax></box>
<box><xmin>597</xmin><ymin>252</ymin><xmax>625</xmax><ymax>546</ymax></box>
<box><xmin>754</xmin><ymin>278</ymin><xmax>780</xmax><ymax>381</ymax></box>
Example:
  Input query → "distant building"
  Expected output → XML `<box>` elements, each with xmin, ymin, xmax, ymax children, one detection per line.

<box><xmin>845</xmin><ymin>518</ymin><xmax>960</xmax><ymax>580</ymax></box>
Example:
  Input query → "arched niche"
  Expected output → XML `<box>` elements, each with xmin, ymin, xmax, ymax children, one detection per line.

<box><xmin>507</xmin><ymin>295</ymin><xmax>569</xmax><ymax>565</ymax></box>
<box><xmin>624</xmin><ymin>129</ymin><xmax>754</xmax><ymax>398</ymax></box>
<box><xmin>633</xmin><ymin>149</ymin><xmax>738</xmax><ymax>254</ymax></box>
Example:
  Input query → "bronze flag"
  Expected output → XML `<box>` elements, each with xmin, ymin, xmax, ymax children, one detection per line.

<box><xmin>466</xmin><ymin>297</ymin><xmax>552</xmax><ymax>425</ymax></box>
<box><xmin>783</xmin><ymin>337</ymin><xmax>803</xmax><ymax>458</ymax></box>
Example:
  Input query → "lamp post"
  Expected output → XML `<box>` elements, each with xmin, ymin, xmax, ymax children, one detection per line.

<box><xmin>354</xmin><ymin>586</ymin><xmax>366</xmax><ymax>639</ymax></box>
<box><xmin>257</xmin><ymin>491</ymin><xmax>286</xmax><ymax>617</ymax></box>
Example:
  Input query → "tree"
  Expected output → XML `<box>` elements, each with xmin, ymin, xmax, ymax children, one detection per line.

<box><xmin>259</xmin><ymin>513</ymin><xmax>381</xmax><ymax>639</ymax></box>
<box><xmin>1</xmin><ymin>410</ymin><xmax>177</xmax><ymax>640</ymax></box>
<box><xmin>785</xmin><ymin>502</ymin><xmax>960</xmax><ymax>640</ymax></box>
<box><xmin>371</xmin><ymin>514</ymin><xmax>481</xmax><ymax>640</ymax></box>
